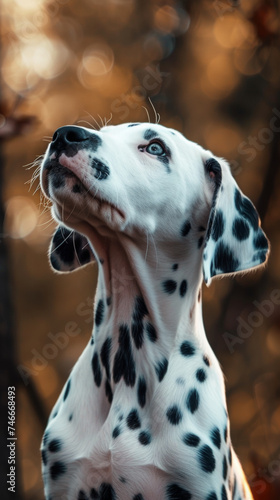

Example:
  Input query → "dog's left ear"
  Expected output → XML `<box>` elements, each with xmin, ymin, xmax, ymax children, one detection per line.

<box><xmin>202</xmin><ymin>155</ymin><xmax>269</xmax><ymax>286</ymax></box>
<box><xmin>49</xmin><ymin>225</ymin><xmax>95</xmax><ymax>273</ymax></box>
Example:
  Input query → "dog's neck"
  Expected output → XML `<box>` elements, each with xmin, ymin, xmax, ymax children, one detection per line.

<box><xmin>87</xmin><ymin>231</ymin><xmax>210</xmax><ymax>393</ymax></box>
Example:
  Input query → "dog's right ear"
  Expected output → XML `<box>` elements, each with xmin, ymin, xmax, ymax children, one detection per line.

<box><xmin>49</xmin><ymin>226</ymin><xmax>95</xmax><ymax>273</ymax></box>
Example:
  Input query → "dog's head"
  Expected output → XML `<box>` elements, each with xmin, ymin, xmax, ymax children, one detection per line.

<box><xmin>41</xmin><ymin>122</ymin><xmax>269</xmax><ymax>284</ymax></box>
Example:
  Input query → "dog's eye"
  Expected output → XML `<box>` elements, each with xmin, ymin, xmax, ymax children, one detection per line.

<box><xmin>146</xmin><ymin>142</ymin><xmax>166</xmax><ymax>156</ymax></box>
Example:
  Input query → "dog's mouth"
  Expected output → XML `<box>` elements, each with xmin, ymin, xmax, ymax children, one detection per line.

<box><xmin>41</xmin><ymin>151</ymin><xmax>126</xmax><ymax>228</ymax></box>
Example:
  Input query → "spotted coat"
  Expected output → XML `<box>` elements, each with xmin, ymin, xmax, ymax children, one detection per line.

<box><xmin>39</xmin><ymin>122</ymin><xmax>269</xmax><ymax>500</ymax></box>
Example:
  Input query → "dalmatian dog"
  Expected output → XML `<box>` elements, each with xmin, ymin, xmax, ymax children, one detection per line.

<box><xmin>40</xmin><ymin>122</ymin><xmax>269</xmax><ymax>500</ymax></box>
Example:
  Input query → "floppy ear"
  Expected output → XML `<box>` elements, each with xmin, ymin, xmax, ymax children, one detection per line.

<box><xmin>202</xmin><ymin>156</ymin><xmax>269</xmax><ymax>286</ymax></box>
<box><xmin>49</xmin><ymin>225</ymin><xmax>95</xmax><ymax>273</ymax></box>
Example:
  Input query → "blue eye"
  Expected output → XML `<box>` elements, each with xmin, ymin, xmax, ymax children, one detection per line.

<box><xmin>146</xmin><ymin>142</ymin><xmax>166</xmax><ymax>156</ymax></box>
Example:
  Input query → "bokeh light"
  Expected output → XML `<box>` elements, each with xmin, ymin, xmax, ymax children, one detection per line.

<box><xmin>1</xmin><ymin>1</ymin><xmax>280</xmax><ymax>498</ymax></box>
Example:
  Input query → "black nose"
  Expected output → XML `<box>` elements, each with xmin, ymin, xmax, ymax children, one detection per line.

<box><xmin>52</xmin><ymin>126</ymin><xmax>90</xmax><ymax>146</ymax></box>
<box><xmin>49</xmin><ymin>126</ymin><xmax>102</xmax><ymax>156</ymax></box>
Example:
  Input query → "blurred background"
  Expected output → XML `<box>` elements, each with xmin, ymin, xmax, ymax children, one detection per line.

<box><xmin>0</xmin><ymin>0</ymin><xmax>280</xmax><ymax>498</ymax></box>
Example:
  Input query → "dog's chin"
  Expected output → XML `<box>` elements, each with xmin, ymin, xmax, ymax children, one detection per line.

<box><xmin>50</xmin><ymin>188</ymin><xmax>126</xmax><ymax>237</ymax></box>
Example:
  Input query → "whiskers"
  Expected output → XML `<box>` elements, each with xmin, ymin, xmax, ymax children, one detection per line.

<box><xmin>77</xmin><ymin>111</ymin><xmax>113</xmax><ymax>130</ymax></box>
<box><xmin>24</xmin><ymin>155</ymin><xmax>44</xmax><ymax>195</ymax></box>
<box><xmin>142</xmin><ymin>98</ymin><xmax>161</xmax><ymax>124</ymax></box>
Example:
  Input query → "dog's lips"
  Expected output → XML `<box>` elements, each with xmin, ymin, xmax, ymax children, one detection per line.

<box><xmin>43</xmin><ymin>151</ymin><xmax>126</xmax><ymax>226</ymax></box>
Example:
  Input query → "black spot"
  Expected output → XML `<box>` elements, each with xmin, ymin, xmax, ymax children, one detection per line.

<box><xmin>100</xmin><ymin>337</ymin><xmax>112</xmax><ymax>379</ymax></box>
<box><xmin>234</xmin><ymin>189</ymin><xmax>259</xmax><ymax>230</ymax></box>
<box><xmin>205</xmin><ymin>157</ymin><xmax>222</xmax><ymax>185</ymax></box>
<box><xmin>253</xmin><ymin>249</ymin><xmax>267</xmax><ymax>263</ymax></box>
<box><xmin>199</xmin><ymin>225</ymin><xmax>206</xmax><ymax>232</ymax></box>
<box><xmin>105</xmin><ymin>379</ymin><xmax>113</xmax><ymax>404</ymax></box>
<box><xmin>127</xmin><ymin>409</ymin><xmax>141</xmax><ymax>430</ymax></box>
<box><xmin>119</xmin><ymin>477</ymin><xmax>126</xmax><ymax>483</ymax></box>
<box><xmin>91</xmin><ymin>158</ymin><xmax>110</xmax><ymax>180</ymax></box>
<box><xmin>180</xmin><ymin>341</ymin><xmax>195</xmax><ymax>357</ymax></box>
<box><xmin>43</xmin><ymin>431</ymin><xmax>49</xmax><ymax>446</ymax></box>
<box><xmin>137</xmin><ymin>377</ymin><xmax>147</xmax><ymax>408</ymax></box>
<box><xmin>198</xmin><ymin>289</ymin><xmax>201</xmax><ymax>302</ymax></box>
<box><xmin>52</xmin><ymin>172</ymin><xmax>66</xmax><ymax>189</ymax></box>
<box><xmin>223</xmin><ymin>455</ymin><xmax>228</xmax><ymax>480</ymax></box>
<box><xmin>41</xmin><ymin>449</ymin><xmax>47</xmax><ymax>466</ymax></box>
<box><xmin>138</xmin><ymin>431</ymin><xmax>151</xmax><ymax>446</ymax></box>
<box><xmin>162</xmin><ymin>280</ymin><xmax>177</xmax><ymax>294</ymax></box>
<box><xmin>198</xmin><ymin>236</ymin><xmax>204</xmax><ymax>249</ymax></box>
<box><xmin>131</xmin><ymin>296</ymin><xmax>149</xmax><ymax>349</ymax></box>
<box><xmin>183</xmin><ymin>433</ymin><xmax>200</xmax><ymax>447</ymax></box>
<box><xmin>143</xmin><ymin>129</ymin><xmax>158</xmax><ymax>141</ymax></box>
<box><xmin>50</xmin><ymin>461</ymin><xmax>67</xmax><ymax>480</ymax></box>
<box><xmin>72</xmin><ymin>183</ymin><xmax>82</xmax><ymax>194</ymax></box>
<box><xmin>48</xmin><ymin>439</ymin><xmax>62</xmax><ymax>452</ymax></box>
<box><xmin>78</xmin><ymin>491</ymin><xmax>89</xmax><ymax>500</ymax></box>
<box><xmin>206</xmin><ymin>493</ymin><xmax>218</xmax><ymax>500</ymax></box>
<box><xmin>80</xmin><ymin>248</ymin><xmax>90</xmax><ymax>265</ymax></box>
<box><xmin>131</xmin><ymin>320</ymin><xmax>144</xmax><ymax>349</ymax></box>
<box><xmin>95</xmin><ymin>299</ymin><xmax>104</xmax><ymax>327</ymax></box>
<box><xmin>90</xmin><ymin>489</ymin><xmax>99</xmax><ymax>499</ymax></box>
<box><xmin>155</xmin><ymin>358</ymin><xmax>168</xmax><ymax>382</ymax></box>
<box><xmin>181</xmin><ymin>220</ymin><xmax>192</xmax><ymax>237</ymax></box>
<box><xmin>128</xmin><ymin>123</ymin><xmax>140</xmax><ymax>127</ymax></box>
<box><xmin>214</xmin><ymin>242</ymin><xmax>240</xmax><ymax>273</ymax></box>
<box><xmin>212</xmin><ymin>210</ymin><xmax>225</xmax><ymax>241</ymax></box>
<box><xmin>203</xmin><ymin>355</ymin><xmax>210</xmax><ymax>366</ymax></box>
<box><xmin>166</xmin><ymin>405</ymin><xmax>183</xmax><ymax>425</ymax></box>
<box><xmin>186</xmin><ymin>389</ymin><xmax>199</xmax><ymax>413</ymax></box>
<box><xmin>232</xmin><ymin>475</ymin><xmax>237</xmax><ymax>497</ymax></box>
<box><xmin>50</xmin><ymin>254</ymin><xmax>60</xmax><ymax>270</ymax></box>
<box><xmin>179</xmin><ymin>280</ymin><xmax>188</xmax><ymax>297</ymax></box>
<box><xmin>90</xmin><ymin>336</ymin><xmax>94</xmax><ymax>345</ymax></box>
<box><xmin>224</xmin><ymin>425</ymin><xmax>228</xmax><ymax>442</ymax></box>
<box><xmin>99</xmin><ymin>482</ymin><xmax>116</xmax><ymax>500</ymax></box>
<box><xmin>92</xmin><ymin>352</ymin><xmax>102</xmax><ymax>387</ymax></box>
<box><xmin>63</xmin><ymin>379</ymin><xmax>71</xmax><ymax>401</ymax></box>
<box><xmin>106</xmin><ymin>296</ymin><xmax>112</xmax><ymax>306</ymax></box>
<box><xmin>69</xmin><ymin>414</ymin><xmax>73</xmax><ymax>421</ymax></box>
<box><xmin>228</xmin><ymin>447</ymin><xmax>232</xmax><ymax>465</ymax></box>
<box><xmin>113</xmin><ymin>324</ymin><xmax>136</xmax><ymax>387</ymax></box>
<box><xmin>254</xmin><ymin>231</ymin><xmax>269</xmax><ymax>250</ymax></box>
<box><xmin>232</xmin><ymin>218</ymin><xmax>250</xmax><ymax>241</ymax></box>
<box><xmin>112</xmin><ymin>426</ymin><xmax>121</xmax><ymax>439</ymax></box>
<box><xmin>221</xmin><ymin>484</ymin><xmax>228</xmax><ymax>500</ymax></box>
<box><xmin>166</xmin><ymin>483</ymin><xmax>192</xmax><ymax>500</ymax></box>
<box><xmin>198</xmin><ymin>445</ymin><xmax>216</xmax><ymax>473</ymax></box>
<box><xmin>133</xmin><ymin>296</ymin><xmax>149</xmax><ymax>318</ymax></box>
<box><xmin>133</xmin><ymin>495</ymin><xmax>144</xmax><ymax>500</ymax></box>
<box><xmin>172</xmin><ymin>263</ymin><xmax>178</xmax><ymax>271</ymax></box>
<box><xmin>196</xmin><ymin>368</ymin><xmax>207</xmax><ymax>383</ymax></box>
<box><xmin>157</xmin><ymin>153</ymin><xmax>171</xmax><ymax>173</ymax></box>
<box><xmin>52</xmin><ymin>227</ymin><xmax>75</xmax><ymax>264</ymax></box>
<box><xmin>210</xmin><ymin>427</ymin><xmax>221</xmax><ymax>449</ymax></box>
<box><xmin>146</xmin><ymin>323</ymin><xmax>157</xmax><ymax>343</ymax></box>
<box><xmin>72</xmin><ymin>233</ymin><xmax>91</xmax><ymax>266</ymax></box>
<box><xmin>176</xmin><ymin>377</ymin><xmax>185</xmax><ymax>385</ymax></box>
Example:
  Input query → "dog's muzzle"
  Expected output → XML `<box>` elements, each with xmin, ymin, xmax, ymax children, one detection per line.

<box><xmin>41</xmin><ymin>126</ymin><xmax>110</xmax><ymax>197</ymax></box>
<box><xmin>49</xmin><ymin>125</ymin><xmax>102</xmax><ymax>158</ymax></box>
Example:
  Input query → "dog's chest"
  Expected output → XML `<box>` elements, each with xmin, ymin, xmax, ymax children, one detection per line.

<box><xmin>42</xmin><ymin>341</ymin><xmax>234</xmax><ymax>500</ymax></box>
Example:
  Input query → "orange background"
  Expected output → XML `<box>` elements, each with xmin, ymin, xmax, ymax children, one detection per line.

<box><xmin>1</xmin><ymin>1</ymin><xmax>280</xmax><ymax>498</ymax></box>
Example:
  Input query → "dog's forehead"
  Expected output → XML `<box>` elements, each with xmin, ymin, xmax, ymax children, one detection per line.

<box><xmin>101</xmin><ymin>122</ymin><xmax>184</xmax><ymax>142</ymax></box>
